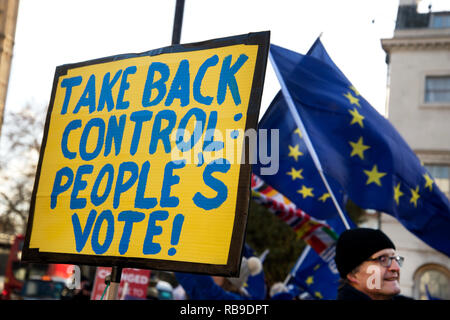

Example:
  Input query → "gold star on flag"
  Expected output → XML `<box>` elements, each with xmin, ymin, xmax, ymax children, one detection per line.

<box><xmin>410</xmin><ymin>186</ymin><xmax>420</xmax><ymax>208</ymax></box>
<box><xmin>423</xmin><ymin>173</ymin><xmax>434</xmax><ymax>191</ymax></box>
<box><xmin>287</xmin><ymin>167</ymin><xmax>304</xmax><ymax>180</ymax></box>
<box><xmin>350</xmin><ymin>85</ymin><xmax>360</xmax><ymax>96</ymax></box>
<box><xmin>363</xmin><ymin>165</ymin><xmax>387</xmax><ymax>187</ymax></box>
<box><xmin>288</xmin><ymin>144</ymin><xmax>303</xmax><ymax>161</ymax></box>
<box><xmin>343</xmin><ymin>91</ymin><xmax>361</xmax><ymax>107</ymax></box>
<box><xmin>306</xmin><ymin>276</ymin><xmax>314</xmax><ymax>286</ymax></box>
<box><xmin>349</xmin><ymin>137</ymin><xmax>370</xmax><ymax>160</ymax></box>
<box><xmin>318</xmin><ymin>192</ymin><xmax>331</xmax><ymax>202</ymax></box>
<box><xmin>348</xmin><ymin>108</ymin><xmax>365</xmax><ymax>128</ymax></box>
<box><xmin>297</xmin><ymin>185</ymin><xmax>314</xmax><ymax>199</ymax></box>
<box><xmin>314</xmin><ymin>291</ymin><xmax>323</xmax><ymax>299</ymax></box>
<box><xmin>394</xmin><ymin>182</ymin><xmax>404</xmax><ymax>205</ymax></box>
<box><xmin>313</xmin><ymin>264</ymin><xmax>321</xmax><ymax>271</ymax></box>
<box><xmin>294</xmin><ymin>128</ymin><xmax>303</xmax><ymax>138</ymax></box>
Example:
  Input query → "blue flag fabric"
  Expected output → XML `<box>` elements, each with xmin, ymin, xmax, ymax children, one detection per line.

<box><xmin>252</xmin><ymin>39</ymin><xmax>356</xmax><ymax>299</ymax></box>
<box><xmin>253</xmin><ymin>39</ymin><xmax>363</xmax><ymax>299</ymax></box>
<box><xmin>291</xmin><ymin>247</ymin><xmax>339</xmax><ymax>300</ymax></box>
<box><xmin>269</xmin><ymin>40</ymin><xmax>450</xmax><ymax>257</ymax></box>
<box><xmin>253</xmin><ymin>91</ymin><xmax>347</xmax><ymax>221</ymax></box>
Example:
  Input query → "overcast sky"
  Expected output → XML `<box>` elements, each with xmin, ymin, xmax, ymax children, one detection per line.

<box><xmin>4</xmin><ymin>0</ymin><xmax>450</xmax><ymax>123</ymax></box>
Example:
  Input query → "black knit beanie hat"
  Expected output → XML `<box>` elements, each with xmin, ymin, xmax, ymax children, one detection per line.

<box><xmin>335</xmin><ymin>228</ymin><xmax>395</xmax><ymax>278</ymax></box>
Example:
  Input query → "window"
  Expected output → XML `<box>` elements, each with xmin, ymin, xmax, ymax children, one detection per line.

<box><xmin>430</xmin><ymin>14</ymin><xmax>450</xmax><ymax>29</ymax></box>
<box><xmin>414</xmin><ymin>265</ymin><xmax>450</xmax><ymax>300</ymax></box>
<box><xmin>425</xmin><ymin>76</ymin><xmax>450</xmax><ymax>103</ymax></box>
<box><xmin>425</xmin><ymin>164</ymin><xmax>450</xmax><ymax>197</ymax></box>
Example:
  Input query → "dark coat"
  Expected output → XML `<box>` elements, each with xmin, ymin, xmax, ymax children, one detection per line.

<box><xmin>337</xmin><ymin>283</ymin><xmax>414</xmax><ymax>300</ymax></box>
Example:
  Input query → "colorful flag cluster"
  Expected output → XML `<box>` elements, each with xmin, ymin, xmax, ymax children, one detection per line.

<box><xmin>251</xmin><ymin>174</ymin><xmax>338</xmax><ymax>259</ymax></box>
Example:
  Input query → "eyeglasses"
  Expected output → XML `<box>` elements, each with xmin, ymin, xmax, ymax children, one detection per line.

<box><xmin>367</xmin><ymin>255</ymin><xmax>404</xmax><ymax>268</ymax></box>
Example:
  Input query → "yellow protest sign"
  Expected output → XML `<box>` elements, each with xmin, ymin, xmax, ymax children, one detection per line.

<box><xmin>22</xmin><ymin>32</ymin><xmax>270</xmax><ymax>276</ymax></box>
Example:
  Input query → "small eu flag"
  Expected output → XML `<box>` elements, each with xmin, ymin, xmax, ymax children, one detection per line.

<box><xmin>291</xmin><ymin>246</ymin><xmax>340</xmax><ymax>300</ymax></box>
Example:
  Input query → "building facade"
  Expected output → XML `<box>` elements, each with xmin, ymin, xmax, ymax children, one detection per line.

<box><xmin>0</xmin><ymin>0</ymin><xmax>19</xmax><ymax>136</ymax></box>
<box><xmin>380</xmin><ymin>0</ymin><xmax>450</xmax><ymax>299</ymax></box>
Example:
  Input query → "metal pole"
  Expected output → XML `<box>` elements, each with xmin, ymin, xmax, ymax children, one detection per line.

<box><xmin>172</xmin><ymin>0</ymin><xmax>185</xmax><ymax>45</ymax></box>
<box><xmin>106</xmin><ymin>266</ymin><xmax>123</xmax><ymax>300</ymax></box>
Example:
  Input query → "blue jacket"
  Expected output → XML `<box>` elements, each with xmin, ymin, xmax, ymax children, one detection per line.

<box><xmin>175</xmin><ymin>272</ymin><xmax>266</xmax><ymax>300</ymax></box>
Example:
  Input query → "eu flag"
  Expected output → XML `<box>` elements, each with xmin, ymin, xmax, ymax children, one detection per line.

<box><xmin>288</xmin><ymin>211</ymin><xmax>355</xmax><ymax>300</ymax></box>
<box><xmin>269</xmin><ymin>40</ymin><xmax>450</xmax><ymax>256</ymax></box>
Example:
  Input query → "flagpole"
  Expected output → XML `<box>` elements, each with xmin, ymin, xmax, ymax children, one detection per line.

<box><xmin>283</xmin><ymin>245</ymin><xmax>312</xmax><ymax>286</ymax></box>
<box><xmin>269</xmin><ymin>51</ymin><xmax>351</xmax><ymax>230</ymax></box>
